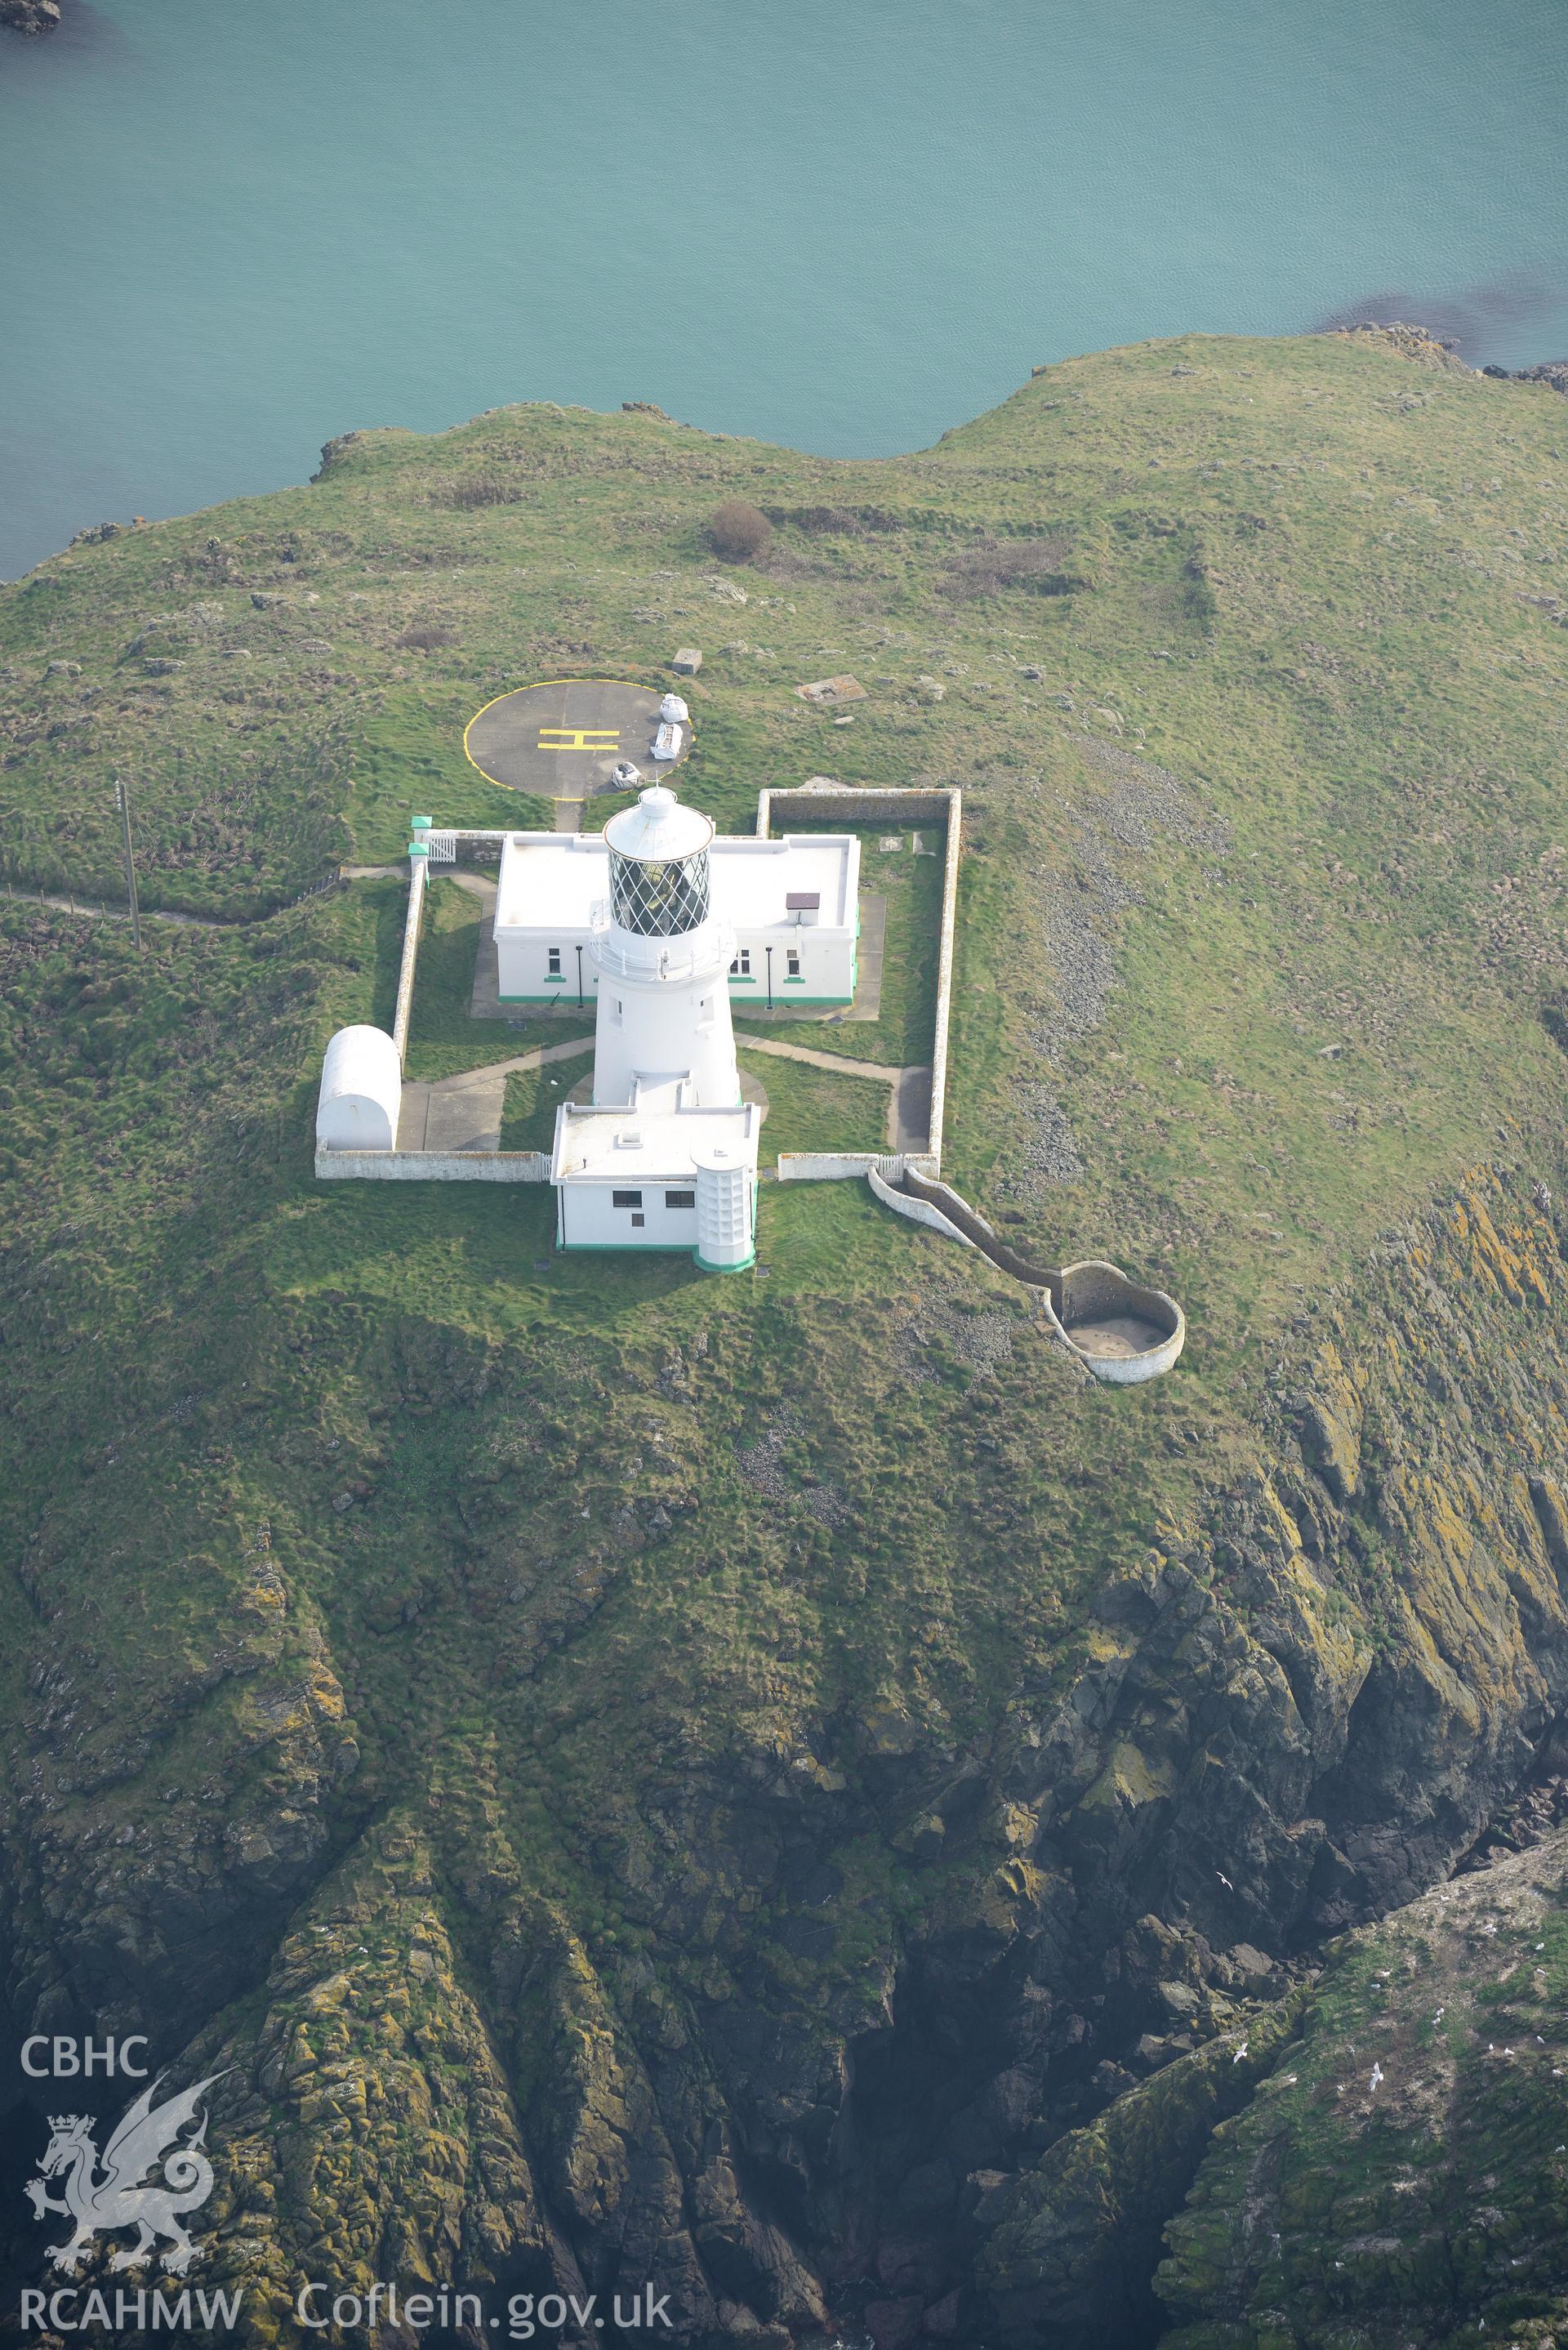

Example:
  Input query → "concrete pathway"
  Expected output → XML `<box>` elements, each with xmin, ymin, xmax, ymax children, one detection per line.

<box><xmin>396</xmin><ymin>1037</ymin><xmax>593</xmax><ymax>1154</ymax></box>
<box><xmin>734</xmin><ymin>1031</ymin><xmax>931</xmax><ymax>1154</ymax></box>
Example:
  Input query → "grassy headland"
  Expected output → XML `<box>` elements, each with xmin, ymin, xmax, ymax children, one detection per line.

<box><xmin>2</xmin><ymin>329</ymin><xmax>1568</xmax><ymax>2345</ymax></box>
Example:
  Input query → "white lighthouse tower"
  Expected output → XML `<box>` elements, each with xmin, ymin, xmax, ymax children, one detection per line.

<box><xmin>550</xmin><ymin>781</ymin><xmax>760</xmax><ymax>1268</ymax></box>
<box><xmin>590</xmin><ymin>785</ymin><xmax>740</xmax><ymax>1108</ymax></box>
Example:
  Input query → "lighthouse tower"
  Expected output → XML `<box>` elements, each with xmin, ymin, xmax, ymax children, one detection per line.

<box><xmin>589</xmin><ymin>784</ymin><xmax>740</xmax><ymax>1108</ymax></box>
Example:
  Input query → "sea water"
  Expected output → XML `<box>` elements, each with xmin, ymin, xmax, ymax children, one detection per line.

<box><xmin>2</xmin><ymin>0</ymin><xmax>1566</xmax><ymax>577</ymax></box>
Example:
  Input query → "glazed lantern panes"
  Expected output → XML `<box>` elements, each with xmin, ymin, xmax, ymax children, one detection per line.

<box><xmin>609</xmin><ymin>845</ymin><xmax>711</xmax><ymax>937</ymax></box>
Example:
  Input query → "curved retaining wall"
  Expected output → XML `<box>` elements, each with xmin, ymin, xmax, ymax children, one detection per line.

<box><xmin>893</xmin><ymin>1168</ymin><xmax>1185</xmax><ymax>1385</ymax></box>
<box><xmin>903</xmin><ymin>1169</ymin><xmax>1063</xmax><ymax>1305</ymax></box>
<box><xmin>1054</xmin><ymin>1261</ymin><xmax>1186</xmax><ymax>1385</ymax></box>
<box><xmin>867</xmin><ymin>1162</ymin><xmax>975</xmax><ymax>1245</ymax></box>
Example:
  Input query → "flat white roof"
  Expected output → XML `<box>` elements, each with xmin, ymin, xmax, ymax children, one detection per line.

<box><xmin>711</xmin><ymin>836</ymin><xmax>855</xmax><ymax>928</ymax></box>
<box><xmin>496</xmin><ymin>832</ymin><xmax>604</xmax><ymax>932</ymax></box>
<box><xmin>552</xmin><ymin>1098</ymin><xmax>757</xmax><ymax>1183</ymax></box>
<box><xmin>495</xmin><ymin>832</ymin><xmax>855</xmax><ymax>935</ymax></box>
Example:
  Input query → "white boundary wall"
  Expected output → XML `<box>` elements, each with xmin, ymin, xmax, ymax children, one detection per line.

<box><xmin>315</xmin><ymin>1148</ymin><xmax>550</xmax><ymax>1183</ymax></box>
<box><xmin>391</xmin><ymin>854</ymin><xmax>428</xmax><ymax>1059</ymax></box>
<box><xmin>777</xmin><ymin>1152</ymin><xmax>884</xmax><ymax>1181</ymax></box>
<box><xmin>867</xmin><ymin>1162</ymin><xmax>975</xmax><ymax>1244</ymax></box>
<box><xmin>757</xmin><ymin>786</ymin><xmax>960</xmax><ymax>1176</ymax></box>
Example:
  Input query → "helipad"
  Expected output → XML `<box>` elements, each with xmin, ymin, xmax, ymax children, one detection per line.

<box><xmin>463</xmin><ymin>679</ymin><xmax>692</xmax><ymax>807</ymax></box>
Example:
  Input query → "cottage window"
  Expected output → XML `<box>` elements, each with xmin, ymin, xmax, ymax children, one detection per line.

<box><xmin>786</xmin><ymin>949</ymin><xmax>802</xmax><ymax>979</ymax></box>
<box><xmin>729</xmin><ymin>948</ymin><xmax>752</xmax><ymax>978</ymax></box>
<box><xmin>630</xmin><ymin>1213</ymin><xmax>645</xmax><ymax>1228</ymax></box>
<box><xmin>612</xmin><ymin>1189</ymin><xmax>644</xmax><ymax>1209</ymax></box>
<box><xmin>547</xmin><ymin>947</ymin><xmax>562</xmax><ymax>976</ymax></box>
<box><xmin>665</xmin><ymin>1188</ymin><xmax>696</xmax><ymax>1209</ymax></box>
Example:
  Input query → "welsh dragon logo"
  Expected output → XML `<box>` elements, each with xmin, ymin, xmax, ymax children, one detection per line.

<box><xmin>25</xmin><ymin>2072</ymin><xmax>227</xmax><ymax>2276</ymax></box>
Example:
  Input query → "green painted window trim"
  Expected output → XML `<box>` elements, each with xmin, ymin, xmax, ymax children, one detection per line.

<box><xmin>728</xmin><ymin>974</ymin><xmax>758</xmax><ymax>985</ymax></box>
<box><xmin>541</xmin><ymin>973</ymin><xmax>567</xmax><ymax>984</ymax></box>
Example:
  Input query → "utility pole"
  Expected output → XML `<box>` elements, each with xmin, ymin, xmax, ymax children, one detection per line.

<box><xmin>114</xmin><ymin>775</ymin><xmax>142</xmax><ymax>952</ymax></box>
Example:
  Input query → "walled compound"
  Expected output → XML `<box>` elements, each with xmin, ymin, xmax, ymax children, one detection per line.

<box><xmin>314</xmin><ymin>774</ymin><xmax>1185</xmax><ymax>1376</ymax></box>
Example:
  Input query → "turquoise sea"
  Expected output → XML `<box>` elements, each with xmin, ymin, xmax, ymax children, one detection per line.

<box><xmin>2</xmin><ymin>0</ymin><xmax>1566</xmax><ymax>578</ymax></box>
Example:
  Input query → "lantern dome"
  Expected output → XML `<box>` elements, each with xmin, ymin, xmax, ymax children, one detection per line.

<box><xmin>604</xmin><ymin>785</ymin><xmax>714</xmax><ymax>938</ymax></box>
<box><xmin>604</xmin><ymin>783</ymin><xmax>711</xmax><ymax>863</ymax></box>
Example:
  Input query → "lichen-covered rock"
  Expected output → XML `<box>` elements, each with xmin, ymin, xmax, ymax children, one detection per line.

<box><xmin>975</xmin><ymin>1989</ymin><xmax>1307</xmax><ymax>2347</ymax></box>
<box><xmin>186</xmin><ymin>1819</ymin><xmax>561</xmax><ymax>2344</ymax></box>
<box><xmin>1153</xmin><ymin>1827</ymin><xmax>1568</xmax><ymax>2350</ymax></box>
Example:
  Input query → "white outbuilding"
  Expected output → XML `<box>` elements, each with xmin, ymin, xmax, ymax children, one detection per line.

<box><xmin>315</xmin><ymin>1024</ymin><xmax>402</xmax><ymax>1152</ymax></box>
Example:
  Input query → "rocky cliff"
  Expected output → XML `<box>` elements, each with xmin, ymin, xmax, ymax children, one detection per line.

<box><xmin>1156</xmin><ymin>1822</ymin><xmax>1568</xmax><ymax>2348</ymax></box>
<box><xmin>8</xmin><ymin>1155</ymin><xmax>1568</xmax><ymax>2346</ymax></box>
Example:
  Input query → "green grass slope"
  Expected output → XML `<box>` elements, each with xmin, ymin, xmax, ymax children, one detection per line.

<box><xmin>2</xmin><ymin>329</ymin><xmax>1568</xmax><ymax>2346</ymax></box>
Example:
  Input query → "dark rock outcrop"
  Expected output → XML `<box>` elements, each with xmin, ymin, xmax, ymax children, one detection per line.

<box><xmin>1155</xmin><ymin>1826</ymin><xmax>1568</xmax><ymax>2349</ymax></box>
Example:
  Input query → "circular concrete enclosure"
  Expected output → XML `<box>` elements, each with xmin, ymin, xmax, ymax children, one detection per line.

<box><xmin>464</xmin><ymin>679</ymin><xmax>692</xmax><ymax>804</ymax></box>
<box><xmin>1052</xmin><ymin>1261</ymin><xmax>1185</xmax><ymax>1385</ymax></box>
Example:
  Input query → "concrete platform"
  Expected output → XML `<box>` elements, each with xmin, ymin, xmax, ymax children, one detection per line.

<box><xmin>395</xmin><ymin>1036</ymin><xmax>595</xmax><ymax>1153</ymax></box>
<box><xmin>464</xmin><ymin>680</ymin><xmax>690</xmax><ymax>821</ymax></box>
<box><xmin>397</xmin><ymin>1069</ymin><xmax>509</xmax><ymax>1154</ymax></box>
<box><xmin>1063</xmin><ymin>1311</ymin><xmax>1172</xmax><ymax>1361</ymax></box>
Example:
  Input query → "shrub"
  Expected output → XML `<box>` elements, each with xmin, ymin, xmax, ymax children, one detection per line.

<box><xmin>706</xmin><ymin>500</ymin><xmax>773</xmax><ymax>564</ymax></box>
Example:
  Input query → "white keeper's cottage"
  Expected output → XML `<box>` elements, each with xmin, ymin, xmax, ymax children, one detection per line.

<box><xmin>492</xmin><ymin>816</ymin><xmax>859</xmax><ymax>1011</ymax></box>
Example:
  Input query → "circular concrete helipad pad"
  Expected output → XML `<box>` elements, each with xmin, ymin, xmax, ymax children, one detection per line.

<box><xmin>464</xmin><ymin>679</ymin><xmax>691</xmax><ymax>805</ymax></box>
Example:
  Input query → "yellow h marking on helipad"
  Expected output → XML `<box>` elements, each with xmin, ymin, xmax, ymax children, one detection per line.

<box><xmin>537</xmin><ymin>728</ymin><xmax>621</xmax><ymax>751</ymax></box>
